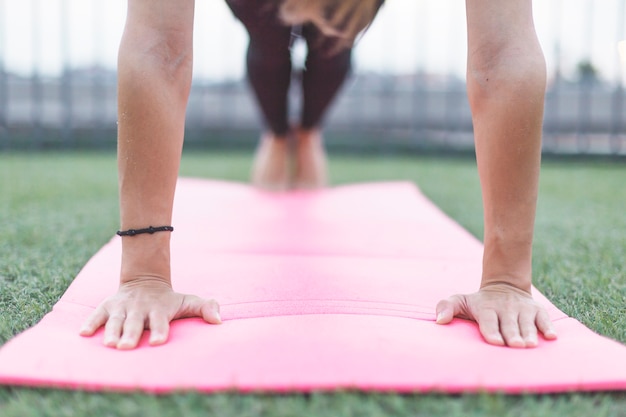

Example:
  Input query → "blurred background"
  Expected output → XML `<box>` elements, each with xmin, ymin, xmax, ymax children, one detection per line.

<box><xmin>0</xmin><ymin>0</ymin><xmax>625</xmax><ymax>155</ymax></box>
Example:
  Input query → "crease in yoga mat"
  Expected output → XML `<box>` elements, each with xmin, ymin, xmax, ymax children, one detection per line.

<box><xmin>0</xmin><ymin>179</ymin><xmax>625</xmax><ymax>394</ymax></box>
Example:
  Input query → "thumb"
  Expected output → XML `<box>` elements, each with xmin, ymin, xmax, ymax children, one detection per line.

<box><xmin>435</xmin><ymin>295</ymin><xmax>466</xmax><ymax>325</ymax></box>
<box><xmin>435</xmin><ymin>299</ymin><xmax>455</xmax><ymax>325</ymax></box>
<box><xmin>178</xmin><ymin>295</ymin><xmax>222</xmax><ymax>324</ymax></box>
<box><xmin>200</xmin><ymin>299</ymin><xmax>222</xmax><ymax>325</ymax></box>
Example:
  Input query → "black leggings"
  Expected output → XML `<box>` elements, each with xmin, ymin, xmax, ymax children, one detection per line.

<box><xmin>225</xmin><ymin>0</ymin><xmax>354</xmax><ymax>137</ymax></box>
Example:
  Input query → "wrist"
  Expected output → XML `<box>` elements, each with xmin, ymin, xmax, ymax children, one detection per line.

<box><xmin>480</xmin><ymin>277</ymin><xmax>532</xmax><ymax>295</ymax></box>
<box><xmin>118</xmin><ymin>276</ymin><xmax>173</xmax><ymax>291</ymax></box>
<box><xmin>481</xmin><ymin>235</ymin><xmax>533</xmax><ymax>293</ymax></box>
<box><xmin>119</xmin><ymin>232</ymin><xmax>172</xmax><ymax>285</ymax></box>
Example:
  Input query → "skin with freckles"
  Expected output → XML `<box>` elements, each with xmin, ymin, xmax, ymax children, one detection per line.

<box><xmin>80</xmin><ymin>0</ymin><xmax>557</xmax><ymax>350</ymax></box>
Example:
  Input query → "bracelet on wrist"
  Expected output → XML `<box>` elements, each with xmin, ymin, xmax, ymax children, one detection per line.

<box><xmin>116</xmin><ymin>226</ymin><xmax>174</xmax><ymax>237</ymax></box>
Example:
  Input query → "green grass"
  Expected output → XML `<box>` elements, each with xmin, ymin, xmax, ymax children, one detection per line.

<box><xmin>0</xmin><ymin>151</ymin><xmax>625</xmax><ymax>417</ymax></box>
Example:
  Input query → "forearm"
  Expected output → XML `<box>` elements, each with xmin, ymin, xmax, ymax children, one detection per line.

<box><xmin>116</xmin><ymin>23</ymin><xmax>193</xmax><ymax>285</ymax></box>
<box><xmin>468</xmin><ymin>41</ymin><xmax>546</xmax><ymax>292</ymax></box>
<box><xmin>79</xmin><ymin>1</ymin><xmax>219</xmax><ymax>350</ymax></box>
<box><xmin>434</xmin><ymin>0</ymin><xmax>557</xmax><ymax>348</ymax></box>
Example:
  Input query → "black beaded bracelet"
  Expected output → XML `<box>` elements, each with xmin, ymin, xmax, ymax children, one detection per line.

<box><xmin>116</xmin><ymin>226</ymin><xmax>174</xmax><ymax>237</ymax></box>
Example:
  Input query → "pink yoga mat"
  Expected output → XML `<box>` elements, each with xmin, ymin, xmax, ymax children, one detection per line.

<box><xmin>0</xmin><ymin>178</ymin><xmax>625</xmax><ymax>393</ymax></box>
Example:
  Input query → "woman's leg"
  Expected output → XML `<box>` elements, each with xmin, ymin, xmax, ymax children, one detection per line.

<box><xmin>291</xmin><ymin>25</ymin><xmax>355</xmax><ymax>189</ymax></box>
<box><xmin>300</xmin><ymin>31</ymin><xmax>353</xmax><ymax>131</ymax></box>
<box><xmin>225</xmin><ymin>0</ymin><xmax>294</xmax><ymax>190</ymax></box>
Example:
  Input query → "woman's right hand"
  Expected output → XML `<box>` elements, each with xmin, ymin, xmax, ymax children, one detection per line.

<box><xmin>79</xmin><ymin>278</ymin><xmax>221</xmax><ymax>350</ymax></box>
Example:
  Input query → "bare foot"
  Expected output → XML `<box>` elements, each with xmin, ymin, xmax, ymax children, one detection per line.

<box><xmin>250</xmin><ymin>133</ymin><xmax>290</xmax><ymax>191</ymax></box>
<box><xmin>293</xmin><ymin>128</ymin><xmax>328</xmax><ymax>190</ymax></box>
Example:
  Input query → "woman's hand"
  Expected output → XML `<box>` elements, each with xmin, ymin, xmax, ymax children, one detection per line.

<box><xmin>79</xmin><ymin>279</ymin><xmax>221</xmax><ymax>350</ymax></box>
<box><xmin>435</xmin><ymin>282</ymin><xmax>557</xmax><ymax>348</ymax></box>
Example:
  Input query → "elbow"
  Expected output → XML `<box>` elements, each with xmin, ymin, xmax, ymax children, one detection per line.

<box><xmin>118</xmin><ymin>28</ymin><xmax>193</xmax><ymax>96</ymax></box>
<box><xmin>466</xmin><ymin>43</ymin><xmax>546</xmax><ymax>113</ymax></box>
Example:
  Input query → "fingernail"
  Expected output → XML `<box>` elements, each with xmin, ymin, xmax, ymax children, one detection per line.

<box><xmin>493</xmin><ymin>335</ymin><xmax>505</xmax><ymax>346</ymax></box>
<box><xmin>117</xmin><ymin>339</ymin><xmax>134</xmax><ymax>350</ymax></box>
<box><xmin>546</xmin><ymin>329</ymin><xmax>558</xmax><ymax>339</ymax></box>
<box><xmin>510</xmin><ymin>337</ymin><xmax>525</xmax><ymax>347</ymax></box>
<box><xmin>215</xmin><ymin>311</ymin><xmax>222</xmax><ymax>324</ymax></box>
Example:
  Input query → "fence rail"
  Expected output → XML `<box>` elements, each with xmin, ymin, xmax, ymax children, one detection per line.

<box><xmin>1</xmin><ymin>0</ymin><xmax>625</xmax><ymax>155</ymax></box>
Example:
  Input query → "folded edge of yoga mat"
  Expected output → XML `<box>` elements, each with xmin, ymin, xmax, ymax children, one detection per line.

<box><xmin>0</xmin><ymin>178</ymin><xmax>625</xmax><ymax>394</ymax></box>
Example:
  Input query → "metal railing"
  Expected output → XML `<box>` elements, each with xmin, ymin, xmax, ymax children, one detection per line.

<box><xmin>0</xmin><ymin>0</ymin><xmax>625</xmax><ymax>155</ymax></box>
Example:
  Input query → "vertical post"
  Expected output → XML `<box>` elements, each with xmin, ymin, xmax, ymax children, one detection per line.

<box><xmin>443</xmin><ymin>2</ymin><xmax>461</xmax><ymax>148</ymax></box>
<box><xmin>0</xmin><ymin>0</ymin><xmax>7</xmax><ymax>149</ymax></box>
<box><xmin>379</xmin><ymin>8</ymin><xmax>395</xmax><ymax>152</ymax></box>
<box><xmin>611</xmin><ymin>0</ymin><xmax>626</xmax><ymax>154</ymax></box>
<box><xmin>443</xmin><ymin>3</ymin><xmax>452</xmax><ymax>147</ymax></box>
<box><xmin>544</xmin><ymin>0</ymin><xmax>563</xmax><ymax>153</ymax></box>
<box><xmin>412</xmin><ymin>0</ymin><xmax>429</xmax><ymax>146</ymax></box>
<box><xmin>31</xmin><ymin>0</ymin><xmax>44</xmax><ymax>148</ymax></box>
<box><xmin>576</xmin><ymin>0</ymin><xmax>595</xmax><ymax>153</ymax></box>
<box><xmin>60</xmin><ymin>0</ymin><xmax>73</xmax><ymax>146</ymax></box>
<box><xmin>92</xmin><ymin>0</ymin><xmax>107</xmax><ymax>148</ymax></box>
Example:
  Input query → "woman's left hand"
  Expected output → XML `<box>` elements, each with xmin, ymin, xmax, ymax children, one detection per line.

<box><xmin>435</xmin><ymin>282</ymin><xmax>558</xmax><ymax>348</ymax></box>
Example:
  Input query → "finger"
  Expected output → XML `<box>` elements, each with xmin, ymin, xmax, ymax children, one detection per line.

<box><xmin>117</xmin><ymin>312</ymin><xmax>146</xmax><ymax>350</ymax></box>
<box><xmin>79</xmin><ymin>306</ymin><xmax>109</xmax><ymax>337</ymax></box>
<box><xmin>148</xmin><ymin>312</ymin><xmax>170</xmax><ymax>346</ymax></box>
<box><xmin>499</xmin><ymin>313</ymin><xmax>525</xmax><ymax>348</ymax></box>
<box><xmin>435</xmin><ymin>295</ymin><xmax>466</xmax><ymax>325</ymax></box>
<box><xmin>178</xmin><ymin>295</ymin><xmax>222</xmax><ymax>324</ymax></box>
<box><xmin>103</xmin><ymin>312</ymin><xmax>126</xmax><ymax>347</ymax></box>
<box><xmin>476</xmin><ymin>309</ymin><xmax>505</xmax><ymax>346</ymax></box>
<box><xmin>201</xmin><ymin>299</ymin><xmax>222</xmax><ymax>324</ymax></box>
<box><xmin>435</xmin><ymin>299</ymin><xmax>454</xmax><ymax>324</ymax></box>
<box><xmin>518</xmin><ymin>311</ymin><xmax>539</xmax><ymax>348</ymax></box>
<box><xmin>535</xmin><ymin>309</ymin><xmax>558</xmax><ymax>340</ymax></box>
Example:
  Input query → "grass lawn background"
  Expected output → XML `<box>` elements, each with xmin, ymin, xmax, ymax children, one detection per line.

<box><xmin>0</xmin><ymin>151</ymin><xmax>625</xmax><ymax>416</ymax></box>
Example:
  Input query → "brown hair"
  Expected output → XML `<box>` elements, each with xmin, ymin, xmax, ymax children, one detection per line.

<box><xmin>278</xmin><ymin>0</ymin><xmax>383</xmax><ymax>51</ymax></box>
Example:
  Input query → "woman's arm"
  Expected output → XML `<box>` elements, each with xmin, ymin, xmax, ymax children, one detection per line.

<box><xmin>79</xmin><ymin>0</ymin><xmax>220</xmax><ymax>350</ymax></box>
<box><xmin>436</xmin><ymin>0</ymin><xmax>557</xmax><ymax>347</ymax></box>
